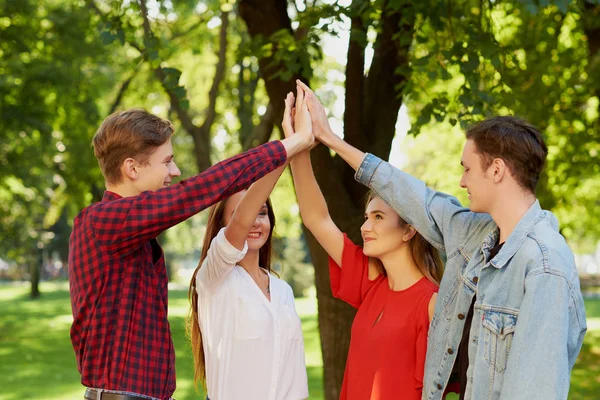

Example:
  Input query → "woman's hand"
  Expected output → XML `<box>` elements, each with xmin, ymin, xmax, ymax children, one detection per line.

<box><xmin>296</xmin><ymin>80</ymin><xmax>336</xmax><ymax>145</ymax></box>
<box><xmin>282</xmin><ymin>92</ymin><xmax>296</xmax><ymax>139</ymax></box>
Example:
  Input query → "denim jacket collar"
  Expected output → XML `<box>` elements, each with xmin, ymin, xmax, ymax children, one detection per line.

<box><xmin>483</xmin><ymin>200</ymin><xmax>556</xmax><ymax>269</ymax></box>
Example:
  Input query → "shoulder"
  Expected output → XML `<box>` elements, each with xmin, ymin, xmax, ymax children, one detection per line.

<box><xmin>521</xmin><ymin>214</ymin><xmax>575</xmax><ymax>276</ymax></box>
<box><xmin>414</xmin><ymin>279</ymin><xmax>438</xmax><ymax>324</ymax></box>
<box><xmin>271</xmin><ymin>275</ymin><xmax>295</xmax><ymax>302</ymax></box>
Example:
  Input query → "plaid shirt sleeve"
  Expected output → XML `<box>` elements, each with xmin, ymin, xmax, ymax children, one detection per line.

<box><xmin>92</xmin><ymin>140</ymin><xmax>287</xmax><ymax>254</ymax></box>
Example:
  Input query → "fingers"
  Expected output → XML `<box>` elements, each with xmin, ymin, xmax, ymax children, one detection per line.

<box><xmin>296</xmin><ymin>79</ymin><xmax>313</xmax><ymax>95</ymax></box>
<box><xmin>295</xmin><ymin>83</ymin><xmax>305</xmax><ymax>112</ymax></box>
<box><xmin>282</xmin><ymin>92</ymin><xmax>294</xmax><ymax>136</ymax></box>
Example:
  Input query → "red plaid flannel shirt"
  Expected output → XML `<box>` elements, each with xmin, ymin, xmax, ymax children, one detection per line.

<box><xmin>68</xmin><ymin>141</ymin><xmax>286</xmax><ymax>399</ymax></box>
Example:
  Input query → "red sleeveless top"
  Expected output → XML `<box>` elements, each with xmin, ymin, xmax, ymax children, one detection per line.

<box><xmin>329</xmin><ymin>234</ymin><xmax>438</xmax><ymax>400</ymax></box>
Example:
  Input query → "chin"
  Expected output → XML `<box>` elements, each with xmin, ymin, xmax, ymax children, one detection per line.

<box><xmin>362</xmin><ymin>246</ymin><xmax>377</xmax><ymax>258</ymax></box>
<box><xmin>247</xmin><ymin>239</ymin><xmax>268</xmax><ymax>251</ymax></box>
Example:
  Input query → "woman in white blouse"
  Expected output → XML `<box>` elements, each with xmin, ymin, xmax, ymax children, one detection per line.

<box><xmin>188</xmin><ymin>90</ymin><xmax>310</xmax><ymax>400</ymax></box>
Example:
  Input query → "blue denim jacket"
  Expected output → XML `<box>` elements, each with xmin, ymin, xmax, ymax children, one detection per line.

<box><xmin>356</xmin><ymin>154</ymin><xmax>587</xmax><ymax>400</ymax></box>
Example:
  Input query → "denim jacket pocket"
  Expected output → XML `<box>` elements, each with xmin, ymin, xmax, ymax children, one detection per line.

<box><xmin>482</xmin><ymin>310</ymin><xmax>518</xmax><ymax>373</ymax></box>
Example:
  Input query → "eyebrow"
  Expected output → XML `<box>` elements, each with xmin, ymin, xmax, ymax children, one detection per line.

<box><xmin>364</xmin><ymin>210</ymin><xmax>387</xmax><ymax>216</ymax></box>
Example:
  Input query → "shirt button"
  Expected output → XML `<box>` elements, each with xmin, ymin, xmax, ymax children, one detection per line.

<box><xmin>458</xmin><ymin>313</ymin><xmax>465</xmax><ymax>320</ymax></box>
<box><xmin>447</xmin><ymin>348</ymin><xmax>454</xmax><ymax>354</ymax></box>
<box><xmin>437</xmin><ymin>383</ymin><xmax>443</xmax><ymax>390</ymax></box>
<box><xmin>472</xmin><ymin>276</ymin><xmax>479</xmax><ymax>284</ymax></box>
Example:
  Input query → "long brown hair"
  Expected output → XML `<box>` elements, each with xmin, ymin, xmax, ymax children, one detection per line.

<box><xmin>187</xmin><ymin>194</ymin><xmax>277</xmax><ymax>391</ymax></box>
<box><xmin>365</xmin><ymin>191</ymin><xmax>444</xmax><ymax>285</ymax></box>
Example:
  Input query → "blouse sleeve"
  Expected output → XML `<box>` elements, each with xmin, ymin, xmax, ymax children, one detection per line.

<box><xmin>196</xmin><ymin>227</ymin><xmax>248</xmax><ymax>292</ymax></box>
<box><xmin>328</xmin><ymin>233</ymin><xmax>382</xmax><ymax>309</ymax></box>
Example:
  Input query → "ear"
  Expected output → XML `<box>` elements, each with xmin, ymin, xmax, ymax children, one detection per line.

<box><xmin>490</xmin><ymin>158</ymin><xmax>506</xmax><ymax>184</ymax></box>
<box><xmin>122</xmin><ymin>157</ymin><xmax>138</xmax><ymax>181</ymax></box>
<box><xmin>403</xmin><ymin>225</ymin><xmax>417</xmax><ymax>242</ymax></box>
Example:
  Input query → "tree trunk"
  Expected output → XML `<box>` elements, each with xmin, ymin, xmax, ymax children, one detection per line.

<box><xmin>30</xmin><ymin>249</ymin><xmax>41</xmax><ymax>299</ymax></box>
<box><xmin>239</xmin><ymin>1</ymin><xmax>413</xmax><ymax>398</ymax></box>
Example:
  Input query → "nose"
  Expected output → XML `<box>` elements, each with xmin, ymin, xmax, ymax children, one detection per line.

<box><xmin>252</xmin><ymin>215</ymin><xmax>261</xmax><ymax>227</ymax></box>
<box><xmin>459</xmin><ymin>174</ymin><xmax>467</xmax><ymax>189</ymax></box>
<box><xmin>170</xmin><ymin>162</ymin><xmax>181</xmax><ymax>177</ymax></box>
<box><xmin>360</xmin><ymin>219</ymin><xmax>371</xmax><ymax>234</ymax></box>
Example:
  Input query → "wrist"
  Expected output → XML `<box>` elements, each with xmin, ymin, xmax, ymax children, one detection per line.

<box><xmin>282</xmin><ymin>134</ymin><xmax>310</xmax><ymax>158</ymax></box>
<box><xmin>319</xmin><ymin>128</ymin><xmax>340</xmax><ymax>149</ymax></box>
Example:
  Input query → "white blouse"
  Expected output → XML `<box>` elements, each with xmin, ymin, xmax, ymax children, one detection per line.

<box><xmin>196</xmin><ymin>228</ymin><xmax>308</xmax><ymax>400</ymax></box>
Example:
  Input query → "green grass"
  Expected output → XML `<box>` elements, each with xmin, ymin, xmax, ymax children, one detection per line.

<box><xmin>0</xmin><ymin>282</ymin><xmax>598</xmax><ymax>399</ymax></box>
<box><xmin>0</xmin><ymin>282</ymin><xmax>322</xmax><ymax>400</ymax></box>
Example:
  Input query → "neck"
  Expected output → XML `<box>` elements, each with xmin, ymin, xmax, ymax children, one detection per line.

<box><xmin>378</xmin><ymin>246</ymin><xmax>424</xmax><ymax>291</ymax></box>
<box><xmin>106</xmin><ymin>183</ymin><xmax>140</xmax><ymax>198</ymax></box>
<box><xmin>490</xmin><ymin>190</ymin><xmax>536</xmax><ymax>243</ymax></box>
<box><xmin>238</xmin><ymin>250</ymin><xmax>263</xmax><ymax>277</ymax></box>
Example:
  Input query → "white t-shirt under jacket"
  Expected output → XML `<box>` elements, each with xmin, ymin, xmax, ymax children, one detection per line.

<box><xmin>196</xmin><ymin>228</ymin><xmax>309</xmax><ymax>400</ymax></box>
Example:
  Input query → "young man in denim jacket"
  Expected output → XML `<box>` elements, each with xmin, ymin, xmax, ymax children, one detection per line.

<box><xmin>296</xmin><ymin>81</ymin><xmax>586</xmax><ymax>400</ymax></box>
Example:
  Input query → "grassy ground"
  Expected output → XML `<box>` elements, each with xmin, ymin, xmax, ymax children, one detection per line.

<box><xmin>0</xmin><ymin>282</ymin><xmax>598</xmax><ymax>399</ymax></box>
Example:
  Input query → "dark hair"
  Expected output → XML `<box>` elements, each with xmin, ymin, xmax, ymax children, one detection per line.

<box><xmin>187</xmin><ymin>195</ymin><xmax>277</xmax><ymax>390</ymax></box>
<box><xmin>92</xmin><ymin>108</ymin><xmax>174</xmax><ymax>185</ymax></box>
<box><xmin>365</xmin><ymin>191</ymin><xmax>444</xmax><ymax>285</ymax></box>
<box><xmin>465</xmin><ymin>116</ymin><xmax>548</xmax><ymax>193</ymax></box>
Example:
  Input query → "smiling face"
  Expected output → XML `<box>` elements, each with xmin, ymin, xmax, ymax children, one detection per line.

<box><xmin>222</xmin><ymin>190</ymin><xmax>272</xmax><ymax>252</ymax></box>
<box><xmin>360</xmin><ymin>196</ymin><xmax>409</xmax><ymax>259</ymax></box>
<box><xmin>134</xmin><ymin>139</ymin><xmax>181</xmax><ymax>193</ymax></box>
<box><xmin>459</xmin><ymin>139</ymin><xmax>496</xmax><ymax>213</ymax></box>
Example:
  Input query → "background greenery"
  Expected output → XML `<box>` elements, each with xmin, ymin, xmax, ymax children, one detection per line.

<box><xmin>2</xmin><ymin>0</ymin><xmax>600</xmax><ymax>398</ymax></box>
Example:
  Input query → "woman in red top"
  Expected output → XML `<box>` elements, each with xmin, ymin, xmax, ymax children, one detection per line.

<box><xmin>284</xmin><ymin>87</ymin><xmax>444</xmax><ymax>400</ymax></box>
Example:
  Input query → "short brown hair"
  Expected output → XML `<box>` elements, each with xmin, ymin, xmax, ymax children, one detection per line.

<box><xmin>92</xmin><ymin>109</ymin><xmax>174</xmax><ymax>185</ymax></box>
<box><xmin>466</xmin><ymin>116</ymin><xmax>547</xmax><ymax>193</ymax></box>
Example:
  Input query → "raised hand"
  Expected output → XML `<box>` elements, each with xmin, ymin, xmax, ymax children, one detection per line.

<box><xmin>294</xmin><ymin>84</ymin><xmax>313</xmax><ymax>142</ymax></box>
<box><xmin>296</xmin><ymin>80</ymin><xmax>336</xmax><ymax>145</ymax></box>
<box><xmin>279</xmin><ymin>88</ymin><xmax>314</xmax><ymax>157</ymax></box>
<box><xmin>282</xmin><ymin>92</ymin><xmax>295</xmax><ymax>139</ymax></box>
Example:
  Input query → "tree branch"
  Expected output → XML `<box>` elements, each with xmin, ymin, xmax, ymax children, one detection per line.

<box><xmin>138</xmin><ymin>0</ymin><xmax>233</xmax><ymax>172</ymax></box>
<box><xmin>199</xmin><ymin>10</ymin><xmax>230</xmax><ymax>137</ymax></box>
<box><xmin>108</xmin><ymin>62</ymin><xmax>142</xmax><ymax>115</ymax></box>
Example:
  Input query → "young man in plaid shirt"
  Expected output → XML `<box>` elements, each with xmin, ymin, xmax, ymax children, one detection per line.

<box><xmin>69</xmin><ymin>107</ymin><xmax>314</xmax><ymax>400</ymax></box>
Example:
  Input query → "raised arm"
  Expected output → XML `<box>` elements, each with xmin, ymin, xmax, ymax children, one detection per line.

<box><xmin>284</xmin><ymin>93</ymin><xmax>363</xmax><ymax>282</ymax></box>
<box><xmin>281</xmin><ymin>89</ymin><xmax>343</xmax><ymax>266</ymax></box>
<box><xmin>225</xmin><ymin>165</ymin><xmax>285</xmax><ymax>250</ymax></box>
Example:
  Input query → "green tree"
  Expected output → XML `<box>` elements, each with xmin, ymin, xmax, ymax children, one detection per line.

<box><xmin>0</xmin><ymin>0</ymin><xmax>119</xmax><ymax>297</ymax></box>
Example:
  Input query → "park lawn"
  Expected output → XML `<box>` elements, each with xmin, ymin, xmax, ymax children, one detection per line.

<box><xmin>0</xmin><ymin>282</ymin><xmax>598</xmax><ymax>400</ymax></box>
<box><xmin>0</xmin><ymin>282</ymin><xmax>322</xmax><ymax>400</ymax></box>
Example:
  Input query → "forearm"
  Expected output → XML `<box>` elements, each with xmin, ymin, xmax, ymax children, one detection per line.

<box><xmin>290</xmin><ymin>152</ymin><xmax>330</xmax><ymax>227</ymax></box>
<box><xmin>225</xmin><ymin>166</ymin><xmax>285</xmax><ymax>250</ymax></box>
<box><xmin>316</xmin><ymin>129</ymin><xmax>365</xmax><ymax>172</ymax></box>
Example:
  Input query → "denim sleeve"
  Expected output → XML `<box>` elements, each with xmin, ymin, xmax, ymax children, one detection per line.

<box><xmin>499</xmin><ymin>270</ymin><xmax>586</xmax><ymax>400</ymax></box>
<box><xmin>355</xmin><ymin>153</ymin><xmax>492</xmax><ymax>254</ymax></box>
